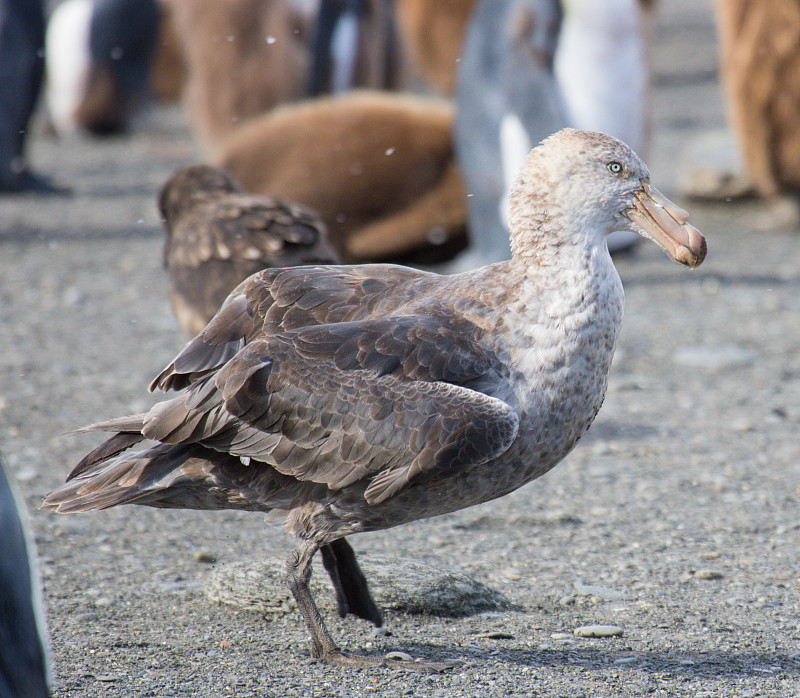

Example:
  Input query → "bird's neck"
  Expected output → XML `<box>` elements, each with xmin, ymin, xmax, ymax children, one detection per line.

<box><xmin>498</xmin><ymin>210</ymin><xmax>625</xmax><ymax>424</ymax></box>
<box><xmin>509</xmin><ymin>194</ymin><xmax>608</xmax><ymax>275</ymax></box>
<box><xmin>504</xmin><ymin>199</ymin><xmax>624</xmax><ymax>331</ymax></box>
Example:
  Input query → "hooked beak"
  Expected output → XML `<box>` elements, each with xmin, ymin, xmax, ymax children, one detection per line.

<box><xmin>625</xmin><ymin>182</ymin><xmax>707</xmax><ymax>268</ymax></box>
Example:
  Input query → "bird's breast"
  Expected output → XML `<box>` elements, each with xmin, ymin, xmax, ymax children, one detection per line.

<box><xmin>504</xmin><ymin>269</ymin><xmax>624</xmax><ymax>459</ymax></box>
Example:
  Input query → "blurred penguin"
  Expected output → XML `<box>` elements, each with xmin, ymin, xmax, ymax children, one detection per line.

<box><xmin>46</xmin><ymin>0</ymin><xmax>160</xmax><ymax>135</ymax></box>
<box><xmin>454</xmin><ymin>0</ymin><xmax>563</xmax><ymax>269</ymax></box>
<box><xmin>215</xmin><ymin>91</ymin><xmax>467</xmax><ymax>265</ymax></box>
<box><xmin>0</xmin><ymin>454</ymin><xmax>51</xmax><ymax>698</ymax></box>
<box><xmin>308</xmin><ymin>0</ymin><xmax>405</xmax><ymax>96</ymax></box>
<box><xmin>715</xmin><ymin>0</ymin><xmax>800</xmax><ymax>199</ymax></box>
<box><xmin>170</xmin><ymin>0</ymin><xmax>410</xmax><ymax>154</ymax></box>
<box><xmin>553</xmin><ymin>0</ymin><xmax>650</xmax><ymax>254</ymax></box>
<box><xmin>453</xmin><ymin>0</ymin><xmax>652</xmax><ymax>270</ymax></box>
<box><xmin>393</xmin><ymin>0</ymin><xmax>481</xmax><ymax>95</ymax></box>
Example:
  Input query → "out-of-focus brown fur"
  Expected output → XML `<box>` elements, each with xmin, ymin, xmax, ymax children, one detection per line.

<box><xmin>169</xmin><ymin>0</ymin><xmax>311</xmax><ymax>152</ymax></box>
<box><xmin>715</xmin><ymin>0</ymin><xmax>800</xmax><ymax>197</ymax></box>
<box><xmin>168</xmin><ymin>0</ymin><xmax>411</xmax><ymax>153</ymax></box>
<box><xmin>150</xmin><ymin>0</ymin><xmax>187</xmax><ymax>102</ymax></box>
<box><xmin>216</xmin><ymin>91</ymin><xmax>467</xmax><ymax>264</ymax></box>
<box><xmin>73</xmin><ymin>65</ymin><xmax>127</xmax><ymax>134</ymax></box>
<box><xmin>394</xmin><ymin>0</ymin><xmax>480</xmax><ymax>95</ymax></box>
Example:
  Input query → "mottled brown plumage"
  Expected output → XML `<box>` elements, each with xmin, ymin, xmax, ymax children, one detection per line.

<box><xmin>160</xmin><ymin>165</ymin><xmax>340</xmax><ymax>336</ymax></box>
<box><xmin>45</xmin><ymin>130</ymin><xmax>706</xmax><ymax>670</ymax></box>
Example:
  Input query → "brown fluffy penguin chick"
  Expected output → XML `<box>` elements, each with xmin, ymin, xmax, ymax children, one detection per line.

<box><xmin>149</xmin><ymin>0</ymin><xmax>186</xmax><ymax>103</ymax></box>
<box><xmin>394</xmin><ymin>0</ymin><xmax>481</xmax><ymax>95</ymax></box>
<box><xmin>216</xmin><ymin>91</ymin><xmax>467</xmax><ymax>264</ymax></box>
<box><xmin>160</xmin><ymin>164</ymin><xmax>340</xmax><ymax>336</ymax></box>
<box><xmin>715</xmin><ymin>0</ymin><xmax>800</xmax><ymax>197</ymax></box>
<box><xmin>168</xmin><ymin>0</ymin><xmax>310</xmax><ymax>151</ymax></box>
<box><xmin>168</xmin><ymin>0</ymin><xmax>411</xmax><ymax>153</ymax></box>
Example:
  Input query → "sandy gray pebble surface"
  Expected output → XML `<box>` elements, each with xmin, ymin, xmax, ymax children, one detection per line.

<box><xmin>2</xmin><ymin>1</ymin><xmax>800</xmax><ymax>696</ymax></box>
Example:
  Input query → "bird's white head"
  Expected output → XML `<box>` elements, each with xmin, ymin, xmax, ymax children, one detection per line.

<box><xmin>508</xmin><ymin>128</ymin><xmax>706</xmax><ymax>268</ymax></box>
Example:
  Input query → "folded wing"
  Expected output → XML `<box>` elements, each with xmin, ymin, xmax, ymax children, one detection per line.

<box><xmin>147</xmin><ymin>315</ymin><xmax>518</xmax><ymax>505</ymax></box>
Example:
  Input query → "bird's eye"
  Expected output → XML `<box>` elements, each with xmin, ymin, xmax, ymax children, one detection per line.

<box><xmin>607</xmin><ymin>161</ymin><xmax>623</xmax><ymax>174</ymax></box>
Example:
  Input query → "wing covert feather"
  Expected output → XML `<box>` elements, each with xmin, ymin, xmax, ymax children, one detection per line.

<box><xmin>146</xmin><ymin>313</ymin><xmax>517</xmax><ymax>505</ymax></box>
<box><xmin>211</xmin><ymin>338</ymin><xmax>518</xmax><ymax>504</ymax></box>
<box><xmin>152</xmin><ymin>264</ymin><xmax>435</xmax><ymax>392</ymax></box>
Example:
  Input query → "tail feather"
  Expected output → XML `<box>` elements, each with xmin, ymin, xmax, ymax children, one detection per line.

<box><xmin>47</xmin><ymin>395</ymin><xmax>305</xmax><ymax>515</ymax></box>
<box><xmin>71</xmin><ymin>413</ymin><xmax>147</xmax><ymax>435</ymax></box>
<box><xmin>67</xmin><ymin>431</ymin><xmax>145</xmax><ymax>481</ymax></box>
<box><xmin>67</xmin><ymin>412</ymin><xmax>147</xmax><ymax>480</ymax></box>
<box><xmin>44</xmin><ymin>440</ymin><xmax>300</xmax><ymax>515</ymax></box>
<box><xmin>45</xmin><ymin>444</ymin><xmax>197</xmax><ymax>512</ymax></box>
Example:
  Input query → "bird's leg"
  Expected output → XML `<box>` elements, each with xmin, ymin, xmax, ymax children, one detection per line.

<box><xmin>320</xmin><ymin>542</ymin><xmax>349</xmax><ymax>619</ymax></box>
<box><xmin>286</xmin><ymin>539</ymin><xmax>455</xmax><ymax>672</ymax></box>
<box><xmin>287</xmin><ymin>539</ymin><xmax>339</xmax><ymax>659</ymax></box>
<box><xmin>320</xmin><ymin>538</ymin><xmax>384</xmax><ymax>628</ymax></box>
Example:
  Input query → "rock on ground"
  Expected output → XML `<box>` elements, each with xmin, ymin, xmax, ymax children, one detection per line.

<box><xmin>204</xmin><ymin>556</ymin><xmax>518</xmax><ymax>617</ymax></box>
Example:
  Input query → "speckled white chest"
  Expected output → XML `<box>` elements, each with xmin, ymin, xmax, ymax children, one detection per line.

<box><xmin>506</xmin><ymin>244</ymin><xmax>624</xmax><ymax>460</ymax></box>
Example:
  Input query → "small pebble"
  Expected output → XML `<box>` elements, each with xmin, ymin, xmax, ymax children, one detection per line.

<box><xmin>573</xmin><ymin>625</ymin><xmax>624</xmax><ymax>638</ymax></box>
<box><xmin>427</xmin><ymin>536</ymin><xmax>448</xmax><ymax>547</ymax></box>
<box><xmin>13</xmin><ymin>467</ymin><xmax>38</xmax><ymax>482</ymax></box>
<box><xmin>194</xmin><ymin>551</ymin><xmax>216</xmax><ymax>564</ymax></box>
<box><xmin>694</xmin><ymin>570</ymin><xmax>723</xmax><ymax>580</ymax></box>
<box><xmin>574</xmin><ymin>581</ymin><xmax>627</xmax><ymax>599</ymax></box>
<box><xmin>731</xmin><ymin>419</ymin><xmax>754</xmax><ymax>432</ymax></box>
<box><xmin>385</xmin><ymin>651</ymin><xmax>413</xmax><ymax>662</ymax></box>
<box><xmin>550</xmin><ymin>632</ymin><xmax>572</xmax><ymax>640</ymax></box>
<box><xmin>475</xmin><ymin>631</ymin><xmax>514</xmax><ymax>640</ymax></box>
<box><xmin>62</xmin><ymin>286</ymin><xmax>86</xmax><ymax>307</ymax></box>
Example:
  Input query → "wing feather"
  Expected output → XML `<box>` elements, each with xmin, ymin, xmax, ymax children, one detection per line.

<box><xmin>152</xmin><ymin>264</ymin><xmax>435</xmax><ymax>392</ymax></box>
<box><xmin>58</xmin><ymin>268</ymin><xmax>520</xmax><ymax>511</ymax></box>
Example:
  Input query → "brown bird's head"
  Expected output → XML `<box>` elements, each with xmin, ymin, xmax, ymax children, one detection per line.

<box><xmin>158</xmin><ymin>164</ymin><xmax>243</xmax><ymax>232</ymax></box>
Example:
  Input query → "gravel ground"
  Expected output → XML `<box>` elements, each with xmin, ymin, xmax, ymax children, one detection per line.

<box><xmin>2</xmin><ymin>1</ymin><xmax>800</xmax><ymax>696</ymax></box>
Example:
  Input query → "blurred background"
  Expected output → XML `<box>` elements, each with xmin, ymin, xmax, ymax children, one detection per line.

<box><xmin>5</xmin><ymin>0</ymin><xmax>798</xmax><ymax>262</ymax></box>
